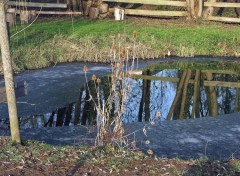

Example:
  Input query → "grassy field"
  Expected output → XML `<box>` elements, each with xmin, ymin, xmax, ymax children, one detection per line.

<box><xmin>8</xmin><ymin>17</ymin><xmax>240</xmax><ymax>73</ymax></box>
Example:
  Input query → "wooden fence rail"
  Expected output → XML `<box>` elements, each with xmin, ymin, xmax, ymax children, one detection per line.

<box><xmin>7</xmin><ymin>9</ymin><xmax>82</xmax><ymax>15</ymax></box>
<box><xmin>104</xmin><ymin>0</ymin><xmax>189</xmax><ymax>17</ymax></box>
<box><xmin>5</xmin><ymin>1</ymin><xmax>81</xmax><ymax>25</ymax></box>
<box><xmin>203</xmin><ymin>1</ymin><xmax>240</xmax><ymax>23</ymax></box>
<box><xmin>204</xmin><ymin>2</ymin><xmax>240</xmax><ymax>8</ymax></box>
<box><xmin>130</xmin><ymin>75</ymin><xmax>240</xmax><ymax>88</ymax></box>
<box><xmin>207</xmin><ymin>16</ymin><xmax>240</xmax><ymax>23</ymax></box>
<box><xmin>104</xmin><ymin>0</ymin><xmax>240</xmax><ymax>23</ymax></box>
<box><xmin>6</xmin><ymin>1</ymin><xmax>67</xmax><ymax>8</ymax></box>
<box><xmin>103</xmin><ymin>0</ymin><xmax>187</xmax><ymax>7</ymax></box>
<box><xmin>5</xmin><ymin>0</ymin><xmax>240</xmax><ymax>23</ymax></box>
<box><xmin>109</xmin><ymin>8</ymin><xmax>188</xmax><ymax>17</ymax></box>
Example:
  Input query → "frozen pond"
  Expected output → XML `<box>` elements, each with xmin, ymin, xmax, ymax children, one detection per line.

<box><xmin>0</xmin><ymin>57</ymin><xmax>239</xmax><ymax>129</ymax></box>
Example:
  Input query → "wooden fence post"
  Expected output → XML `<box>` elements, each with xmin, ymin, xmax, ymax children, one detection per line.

<box><xmin>72</xmin><ymin>0</ymin><xmax>78</xmax><ymax>11</ymax></box>
<box><xmin>198</xmin><ymin>0</ymin><xmax>203</xmax><ymax>17</ymax></box>
<box><xmin>186</xmin><ymin>0</ymin><xmax>191</xmax><ymax>19</ymax></box>
<box><xmin>190</xmin><ymin>0</ymin><xmax>196</xmax><ymax>19</ymax></box>
<box><xmin>188</xmin><ymin>0</ymin><xmax>203</xmax><ymax>19</ymax></box>
<box><xmin>0</xmin><ymin>0</ymin><xmax>21</xmax><ymax>143</ymax></box>
<box><xmin>203</xmin><ymin>0</ymin><xmax>216</xmax><ymax>18</ymax></box>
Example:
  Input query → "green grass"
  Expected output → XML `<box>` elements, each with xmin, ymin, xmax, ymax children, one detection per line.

<box><xmin>230</xmin><ymin>160</ymin><xmax>240</xmax><ymax>171</ymax></box>
<box><xmin>11</xmin><ymin>19</ymin><xmax>127</xmax><ymax>45</ymax></box>
<box><xmin>8</xmin><ymin>17</ymin><xmax>240</xmax><ymax>73</ymax></box>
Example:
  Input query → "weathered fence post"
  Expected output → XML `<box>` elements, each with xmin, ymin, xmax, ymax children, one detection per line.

<box><xmin>188</xmin><ymin>0</ymin><xmax>203</xmax><ymax>19</ymax></box>
<box><xmin>190</xmin><ymin>0</ymin><xmax>196</xmax><ymax>19</ymax></box>
<box><xmin>198</xmin><ymin>0</ymin><xmax>203</xmax><ymax>17</ymax></box>
<box><xmin>203</xmin><ymin>0</ymin><xmax>216</xmax><ymax>18</ymax></box>
<box><xmin>72</xmin><ymin>0</ymin><xmax>78</xmax><ymax>11</ymax></box>
<box><xmin>0</xmin><ymin>0</ymin><xmax>21</xmax><ymax>143</ymax></box>
<box><xmin>186</xmin><ymin>0</ymin><xmax>191</xmax><ymax>19</ymax></box>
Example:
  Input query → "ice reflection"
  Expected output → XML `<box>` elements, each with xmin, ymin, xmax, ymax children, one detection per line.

<box><xmin>17</xmin><ymin>68</ymin><xmax>240</xmax><ymax>129</ymax></box>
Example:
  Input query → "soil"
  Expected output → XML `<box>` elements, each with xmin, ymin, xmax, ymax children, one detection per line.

<box><xmin>0</xmin><ymin>137</ymin><xmax>239</xmax><ymax>176</ymax></box>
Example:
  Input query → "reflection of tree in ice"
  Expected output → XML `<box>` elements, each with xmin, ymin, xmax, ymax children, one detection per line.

<box><xmin>215</xmin><ymin>74</ymin><xmax>239</xmax><ymax>115</ymax></box>
<box><xmin>195</xmin><ymin>72</ymin><xmax>239</xmax><ymax>118</ymax></box>
<box><xmin>150</xmin><ymin>70</ymin><xmax>178</xmax><ymax>121</ymax></box>
<box><xmin>217</xmin><ymin>87</ymin><xmax>236</xmax><ymax>114</ymax></box>
<box><xmin>16</xmin><ymin>69</ymin><xmax>240</xmax><ymax>129</ymax></box>
<box><xmin>122</xmin><ymin>78</ymin><xmax>142</xmax><ymax>123</ymax></box>
<box><xmin>124</xmin><ymin>69</ymin><xmax>240</xmax><ymax>123</ymax></box>
<box><xmin>123</xmin><ymin>69</ymin><xmax>178</xmax><ymax>123</ymax></box>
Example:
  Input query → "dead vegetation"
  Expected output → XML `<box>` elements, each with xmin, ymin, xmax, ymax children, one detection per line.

<box><xmin>0</xmin><ymin>137</ymin><xmax>239</xmax><ymax>176</ymax></box>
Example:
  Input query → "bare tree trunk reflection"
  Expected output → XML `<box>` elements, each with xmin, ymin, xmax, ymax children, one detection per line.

<box><xmin>30</xmin><ymin>117</ymin><xmax>35</xmax><ymax>128</ymax></box>
<box><xmin>223</xmin><ymin>87</ymin><xmax>231</xmax><ymax>114</ymax></box>
<box><xmin>145</xmin><ymin>70</ymin><xmax>151</xmax><ymax>122</ymax></box>
<box><xmin>103</xmin><ymin>76</ymin><xmax>115</xmax><ymax>120</ymax></box>
<box><xmin>179</xmin><ymin>70</ymin><xmax>192</xmax><ymax>119</ymax></box>
<box><xmin>191</xmin><ymin>70</ymin><xmax>201</xmax><ymax>118</ymax></box>
<box><xmin>44</xmin><ymin>111</ymin><xmax>56</xmax><ymax>127</ymax></box>
<box><xmin>167</xmin><ymin>70</ymin><xmax>187</xmax><ymax>120</ymax></box>
<box><xmin>138</xmin><ymin>69</ymin><xmax>151</xmax><ymax>122</ymax></box>
<box><xmin>234</xmin><ymin>88</ymin><xmax>240</xmax><ymax>112</ymax></box>
<box><xmin>81</xmin><ymin>81</ymin><xmax>97</xmax><ymax>125</ymax></box>
<box><xmin>42</xmin><ymin>115</ymin><xmax>47</xmax><ymax>126</ymax></box>
<box><xmin>138</xmin><ymin>88</ymin><xmax>145</xmax><ymax>122</ymax></box>
<box><xmin>74</xmin><ymin>86</ymin><xmax>84</xmax><ymax>125</ymax></box>
<box><xmin>64</xmin><ymin>103</ymin><xmax>73</xmax><ymax>126</ymax></box>
<box><xmin>81</xmin><ymin>85</ymin><xmax>90</xmax><ymax>125</ymax></box>
<box><xmin>88</xmin><ymin>81</ymin><xmax>97</xmax><ymax>125</ymax></box>
<box><xmin>56</xmin><ymin>107</ymin><xmax>66</xmax><ymax>127</ymax></box>
<box><xmin>205</xmin><ymin>71</ymin><xmax>218</xmax><ymax>117</ymax></box>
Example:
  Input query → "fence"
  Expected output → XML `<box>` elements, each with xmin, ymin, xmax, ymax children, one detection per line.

<box><xmin>103</xmin><ymin>0</ymin><xmax>240</xmax><ymax>23</ymax></box>
<box><xmin>5</xmin><ymin>0</ymin><xmax>240</xmax><ymax>23</ymax></box>
<box><xmin>5</xmin><ymin>1</ymin><xmax>81</xmax><ymax>25</ymax></box>
<box><xmin>204</xmin><ymin>1</ymin><xmax>240</xmax><ymax>23</ymax></box>
<box><xmin>103</xmin><ymin>0</ymin><xmax>189</xmax><ymax>17</ymax></box>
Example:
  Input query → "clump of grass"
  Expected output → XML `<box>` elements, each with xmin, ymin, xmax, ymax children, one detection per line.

<box><xmin>229</xmin><ymin>159</ymin><xmax>240</xmax><ymax>172</ymax></box>
<box><xmin>176</xmin><ymin>44</ymin><xmax>195</xmax><ymax>57</ymax></box>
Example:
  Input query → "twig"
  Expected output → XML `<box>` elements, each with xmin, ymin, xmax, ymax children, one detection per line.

<box><xmin>11</xmin><ymin>5</ymin><xmax>43</xmax><ymax>39</ymax></box>
<box><xmin>204</xmin><ymin>141</ymin><xmax>209</xmax><ymax>157</ymax></box>
<box><xmin>5</xmin><ymin>166</ymin><xmax>24</xmax><ymax>172</ymax></box>
<box><xmin>16</xmin><ymin>101</ymin><xmax>35</xmax><ymax>106</ymax></box>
